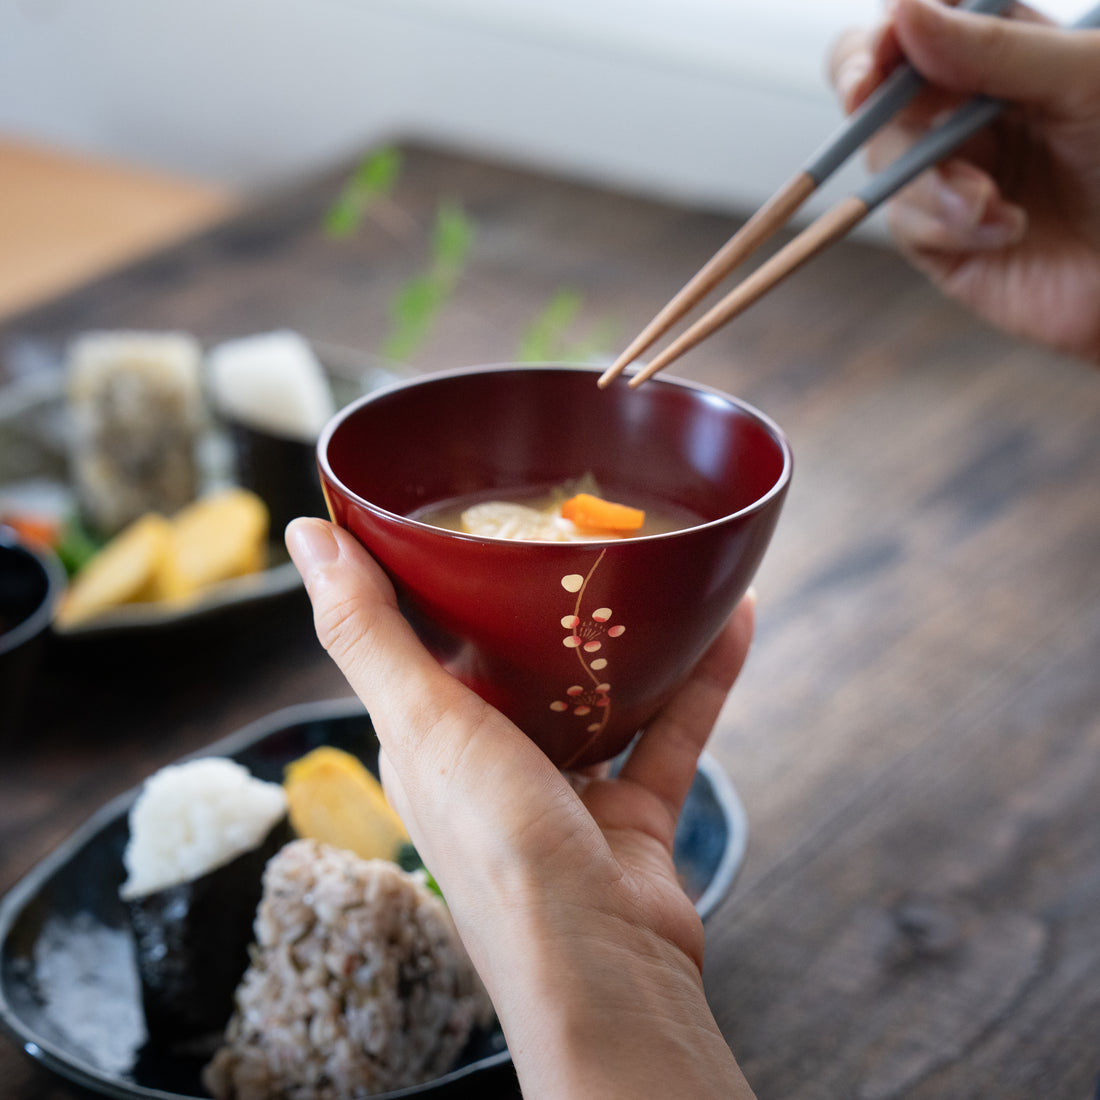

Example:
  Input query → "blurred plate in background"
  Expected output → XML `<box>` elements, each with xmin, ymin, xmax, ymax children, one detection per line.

<box><xmin>0</xmin><ymin>337</ymin><xmax>410</xmax><ymax>641</ymax></box>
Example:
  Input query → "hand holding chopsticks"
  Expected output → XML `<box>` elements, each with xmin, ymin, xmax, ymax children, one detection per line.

<box><xmin>599</xmin><ymin>0</ymin><xmax>1100</xmax><ymax>389</ymax></box>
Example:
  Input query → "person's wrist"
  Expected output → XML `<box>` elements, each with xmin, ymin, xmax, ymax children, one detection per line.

<box><xmin>453</xmin><ymin>892</ymin><xmax>752</xmax><ymax>1099</ymax></box>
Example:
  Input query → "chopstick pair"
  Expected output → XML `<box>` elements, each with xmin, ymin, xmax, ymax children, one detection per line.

<box><xmin>599</xmin><ymin>0</ymin><xmax>1100</xmax><ymax>390</ymax></box>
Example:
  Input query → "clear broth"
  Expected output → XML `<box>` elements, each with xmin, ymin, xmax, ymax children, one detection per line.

<box><xmin>411</xmin><ymin>479</ymin><xmax>704</xmax><ymax>542</ymax></box>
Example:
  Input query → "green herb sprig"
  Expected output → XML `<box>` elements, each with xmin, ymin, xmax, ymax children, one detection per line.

<box><xmin>518</xmin><ymin>287</ymin><xmax>617</xmax><ymax>364</ymax></box>
<box><xmin>381</xmin><ymin>200</ymin><xmax>476</xmax><ymax>362</ymax></box>
<box><xmin>323</xmin><ymin>146</ymin><xmax>403</xmax><ymax>239</ymax></box>
<box><xmin>324</xmin><ymin>147</ymin><xmax>614</xmax><ymax>364</ymax></box>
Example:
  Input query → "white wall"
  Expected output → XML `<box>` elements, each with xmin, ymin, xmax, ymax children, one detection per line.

<box><xmin>0</xmin><ymin>0</ymin><xmax>1089</xmax><ymax>222</ymax></box>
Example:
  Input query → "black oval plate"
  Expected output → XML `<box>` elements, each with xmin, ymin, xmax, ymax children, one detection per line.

<box><xmin>0</xmin><ymin>698</ymin><xmax>747</xmax><ymax>1100</ymax></box>
<box><xmin>0</xmin><ymin>337</ymin><xmax>409</xmax><ymax>642</ymax></box>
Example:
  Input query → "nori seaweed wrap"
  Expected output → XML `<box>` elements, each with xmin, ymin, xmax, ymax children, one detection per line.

<box><xmin>119</xmin><ymin>758</ymin><xmax>290</xmax><ymax>1041</ymax></box>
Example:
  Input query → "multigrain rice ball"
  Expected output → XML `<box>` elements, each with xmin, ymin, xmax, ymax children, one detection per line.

<box><xmin>66</xmin><ymin>331</ymin><xmax>205</xmax><ymax>535</ymax></box>
<box><xmin>203</xmin><ymin>839</ymin><xmax>493</xmax><ymax>1100</ymax></box>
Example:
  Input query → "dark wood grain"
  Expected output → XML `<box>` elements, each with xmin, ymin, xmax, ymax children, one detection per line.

<box><xmin>2</xmin><ymin>144</ymin><xmax>1098</xmax><ymax>1100</ymax></box>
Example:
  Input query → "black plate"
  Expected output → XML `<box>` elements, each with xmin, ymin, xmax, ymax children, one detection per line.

<box><xmin>0</xmin><ymin>698</ymin><xmax>747</xmax><ymax>1099</ymax></box>
<box><xmin>0</xmin><ymin>337</ymin><xmax>409</xmax><ymax>641</ymax></box>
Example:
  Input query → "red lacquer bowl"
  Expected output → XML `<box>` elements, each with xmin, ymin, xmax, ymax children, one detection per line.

<box><xmin>319</xmin><ymin>364</ymin><xmax>791</xmax><ymax>768</ymax></box>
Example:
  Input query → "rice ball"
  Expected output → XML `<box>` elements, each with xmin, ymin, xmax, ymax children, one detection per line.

<box><xmin>203</xmin><ymin>839</ymin><xmax>493</xmax><ymax>1100</ymax></box>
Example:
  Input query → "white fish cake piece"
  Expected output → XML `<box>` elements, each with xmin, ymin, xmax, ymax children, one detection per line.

<box><xmin>460</xmin><ymin>501</ymin><xmax>569</xmax><ymax>541</ymax></box>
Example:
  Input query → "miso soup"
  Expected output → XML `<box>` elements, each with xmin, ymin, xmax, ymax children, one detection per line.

<box><xmin>412</xmin><ymin>477</ymin><xmax>704</xmax><ymax>542</ymax></box>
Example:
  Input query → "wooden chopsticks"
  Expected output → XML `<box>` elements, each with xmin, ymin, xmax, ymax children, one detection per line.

<box><xmin>599</xmin><ymin>0</ymin><xmax>1100</xmax><ymax>390</ymax></box>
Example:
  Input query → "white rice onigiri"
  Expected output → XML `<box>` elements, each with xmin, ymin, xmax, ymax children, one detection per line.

<box><xmin>203</xmin><ymin>838</ymin><xmax>494</xmax><ymax>1100</ymax></box>
<box><xmin>120</xmin><ymin>758</ymin><xmax>287</xmax><ymax>900</ymax></box>
<box><xmin>206</xmin><ymin>330</ymin><xmax>336</xmax><ymax>442</ymax></box>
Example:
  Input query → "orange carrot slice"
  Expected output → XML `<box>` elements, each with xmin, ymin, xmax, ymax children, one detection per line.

<box><xmin>2</xmin><ymin>514</ymin><xmax>62</xmax><ymax>549</ymax></box>
<box><xmin>560</xmin><ymin>493</ymin><xmax>645</xmax><ymax>532</ymax></box>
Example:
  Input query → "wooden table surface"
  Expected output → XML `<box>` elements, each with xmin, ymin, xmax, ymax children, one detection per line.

<box><xmin>0</xmin><ymin>138</ymin><xmax>233</xmax><ymax>323</ymax></box>
<box><xmin>1</xmin><ymin>144</ymin><xmax>1098</xmax><ymax>1100</ymax></box>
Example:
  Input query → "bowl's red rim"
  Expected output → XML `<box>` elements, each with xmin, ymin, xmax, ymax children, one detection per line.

<box><xmin>316</xmin><ymin>363</ymin><xmax>793</xmax><ymax>546</ymax></box>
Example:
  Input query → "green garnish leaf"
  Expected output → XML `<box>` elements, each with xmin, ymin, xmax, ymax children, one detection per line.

<box><xmin>382</xmin><ymin>276</ymin><xmax>445</xmax><ymax>362</ymax></box>
<box><xmin>518</xmin><ymin>287</ymin><xmax>583</xmax><ymax>362</ymax></box>
<box><xmin>395</xmin><ymin>841</ymin><xmax>422</xmax><ymax>873</ymax></box>
<box><xmin>54</xmin><ymin>516</ymin><xmax>104</xmax><ymax>577</ymax></box>
<box><xmin>431</xmin><ymin>199</ymin><xmax>476</xmax><ymax>276</ymax></box>
<box><xmin>323</xmin><ymin>146</ymin><xmax>403</xmax><ymax>238</ymax></box>
<box><xmin>394</xmin><ymin>841</ymin><xmax>444</xmax><ymax>899</ymax></box>
<box><xmin>518</xmin><ymin>287</ymin><xmax>617</xmax><ymax>363</ymax></box>
<box><xmin>381</xmin><ymin>200</ymin><xmax>476</xmax><ymax>362</ymax></box>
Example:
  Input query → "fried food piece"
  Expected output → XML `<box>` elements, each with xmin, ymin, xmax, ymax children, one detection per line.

<box><xmin>284</xmin><ymin>746</ymin><xmax>410</xmax><ymax>862</ymax></box>
<box><xmin>55</xmin><ymin>513</ymin><xmax>174</xmax><ymax>628</ymax></box>
<box><xmin>54</xmin><ymin>488</ymin><xmax>270</xmax><ymax>628</ymax></box>
<box><xmin>159</xmin><ymin>488</ymin><xmax>269</xmax><ymax>600</ymax></box>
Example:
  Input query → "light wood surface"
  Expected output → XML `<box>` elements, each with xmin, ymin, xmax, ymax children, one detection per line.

<box><xmin>0</xmin><ymin>138</ymin><xmax>234</xmax><ymax>321</ymax></box>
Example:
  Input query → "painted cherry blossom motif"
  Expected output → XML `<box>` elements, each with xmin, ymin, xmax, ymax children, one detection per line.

<box><xmin>550</xmin><ymin>550</ymin><xmax>626</xmax><ymax>753</ymax></box>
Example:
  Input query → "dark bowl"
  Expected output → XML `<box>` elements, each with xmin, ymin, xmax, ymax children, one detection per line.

<box><xmin>319</xmin><ymin>364</ymin><xmax>792</xmax><ymax>768</ymax></box>
<box><xmin>0</xmin><ymin>525</ymin><xmax>66</xmax><ymax>738</ymax></box>
<box><xmin>225</xmin><ymin>420</ymin><xmax>329</xmax><ymax>535</ymax></box>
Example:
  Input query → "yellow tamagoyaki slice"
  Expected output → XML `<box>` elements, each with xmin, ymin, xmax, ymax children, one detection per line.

<box><xmin>158</xmin><ymin>487</ymin><xmax>269</xmax><ymax>600</ymax></box>
<box><xmin>55</xmin><ymin>513</ymin><xmax>175</xmax><ymax>628</ymax></box>
<box><xmin>284</xmin><ymin>746</ymin><xmax>411</xmax><ymax>862</ymax></box>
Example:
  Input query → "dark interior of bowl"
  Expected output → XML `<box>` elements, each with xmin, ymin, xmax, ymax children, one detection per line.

<box><xmin>1</xmin><ymin>531</ymin><xmax>62</xmax><ymax>740</ymax></box>
<box><xmin>324</xmin><ymin>367</ymin><xmax>788</xmax><ymax>524</ymax></box>
<box><xmin>227</xmin><ymin>419</ymin><xmax>329</xmax><ymax>534</ymax></box>
<box><xmin>0</xmin><ymin>534</ymin><xmax>55</xmax><ymax>655</ymax></box>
